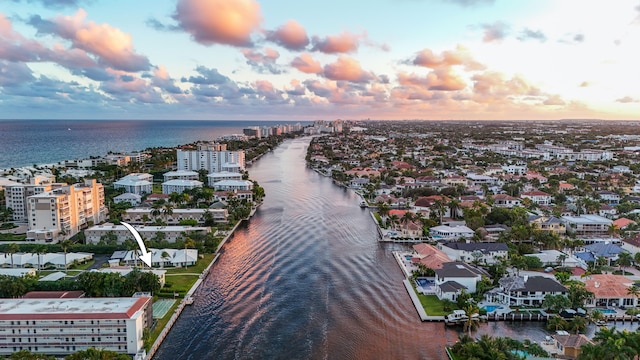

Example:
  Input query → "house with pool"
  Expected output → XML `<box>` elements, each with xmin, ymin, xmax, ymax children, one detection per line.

<box><xmin>434</xmin><ymin>262</ymin><xmax>487</xmax><ymax>301</ymax></box>
<box><xmin>491</xmin><ymin>275</ymin><xmax>568</xmax><ymax>306</ymax></box>
<box><xmin>583</xmin><ymin>274</ymin><xmax>637</xmax><ymax>308</ymax></box>
<box><xmin>438</xmin><ymin>242</ymin><xmax>508</xmax><ymax>265</ymax></box>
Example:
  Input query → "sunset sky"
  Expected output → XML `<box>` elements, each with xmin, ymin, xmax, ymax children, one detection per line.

<box><xmin>2</xmin><ymin>0</ymin><xmax>640</xmax><ymax>120</ymax></box>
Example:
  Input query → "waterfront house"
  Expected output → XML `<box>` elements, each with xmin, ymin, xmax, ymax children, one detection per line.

<box><xmin>494</xmin><ymin>275</ymin><xmax>567</xmax><ymax>306</ymax></box>
<box><xmin>410</xmin><ymin>243</ymin><xmax>451</xmax><ymax>270</ymax></box>
<box><xmin>583</xmin><ymin>274</ymin><xmax>637</xmax><ymax>307</ymax></box>
<box><xmin>434</xmin><ymin>262</ymin><xmax>486</xmax><ymax>301</ymax></box>
<box><xmin>438</xmin><ymin>242</ymin><xmax>508</xmax><ymax>265</ymax></box>
<box><xmin>207</xmin><ymin>171</ymin><xmax>243</xmax><ymax>186</ymax></box>
<box><xmin>349</xmin><ymin>177</ymin><xmax>369</xmax><ymax>189</ymax></box>
<box><xmin>429</xmin><ymin>225</ymin><xmax>474</xmax><ymax>240</ymax></box>
<box><xmin>552</xmin><ymin>333</ymin><xmax>592</xmax><ymax>359</ymax></box>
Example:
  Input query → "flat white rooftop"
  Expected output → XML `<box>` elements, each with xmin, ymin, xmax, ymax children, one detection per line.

<box><xmin>0</xmin><ymin>297</ymin><xmax>149</xmax><ymax>320</ymax></box>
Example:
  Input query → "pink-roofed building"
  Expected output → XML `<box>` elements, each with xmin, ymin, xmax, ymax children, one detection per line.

<box><xmin>411</xmin><ymin>243</ymin><xmax>452</xmax><ymax>270</ymax></box>
<box><xmin>613</xmin><ymin>217</ymin><xmax>636</xmax><ymax>229</ymax></box>
<box><xmin>583</xmin><ymin>274</ymin><xmax>637</xmax><ymax>307</ymax></box>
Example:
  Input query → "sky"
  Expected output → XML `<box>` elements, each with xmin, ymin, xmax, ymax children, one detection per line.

<box><xmin>1</xmin><ymin>0</ymin><xmax>640</xmax><ymax>121</ymax></box>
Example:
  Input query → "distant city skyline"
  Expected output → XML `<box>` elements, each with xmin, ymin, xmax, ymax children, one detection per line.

<box><xmin>2</xmin><ymin>0</ymin><xmax>640</xmax><ymax>120</ymax></box>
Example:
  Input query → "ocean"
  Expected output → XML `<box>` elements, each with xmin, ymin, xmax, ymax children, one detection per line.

<box><xmin>0</xmin><ymin>120</ymin><xmax>308</xmax><ymax>169</ymax></box>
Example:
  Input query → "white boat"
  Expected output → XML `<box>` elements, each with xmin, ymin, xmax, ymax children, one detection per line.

<box><xmin>445</xmin><ymin>309</ymin><xmax>479</xmax><ymax>325</ymax></box>
<box><xmin>445</xmin><ymin>310</ymin><xmax>468</xmax><ymax>325</ymax></box>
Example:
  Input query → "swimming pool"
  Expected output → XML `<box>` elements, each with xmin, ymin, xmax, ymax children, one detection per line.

<box><xmin>415</xmin><ymin>278</ymin><xmax>434</xmax><ymax>287</ymax></box>
<box><xmin>404</xmin><ymin>255</ymin><xmax>413</xmax><ymax>261</ymax></box>
<box><xmin>481</xmin><ymin>305</ymin><xmax>503</xmax><ymax>313</ymax></box>
<box><xmin>595</xmin><ymin>308</ymin><xmax>616</xmax><ymax>314</ymax></box>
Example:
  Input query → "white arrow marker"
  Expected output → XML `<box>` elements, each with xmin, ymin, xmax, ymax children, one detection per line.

<box><xmin>121</xmin><ymin>222</ymin><xmax>152</xmax><ymax>267</ymax></box>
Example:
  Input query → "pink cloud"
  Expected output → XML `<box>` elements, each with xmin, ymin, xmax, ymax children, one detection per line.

<box><xmin>323</xmin><ymin>56</ymin><xmax>374</xmax><ymax>83</ymax></box>
<box><xmin>31</xmin><ymin>9</ymin><xmax>149</xmax><ymax>71</ymax></box>
<box><xmin>412</xmin><ymin>45</ymin><xmax>484</xmax><ymax>70</ymax></box>
<box><xmin>174</xmin><ymin>0</ymin><xmax>262</xmax><ymax>47</ymax></box>
<box><xmin>425</xmin><ymin>68</ymin><xmax>467</xmax><ymax>91</ymax></box>
<box><xmin>0</xmin><ymin>13</ymin><xmax>96</xmax><ymax>68</ymax></box>
<box><xmin>311</xmin><ymin>32</ymin><xmax>360</xmax><ymax>53</ymax></box>
<box><xmin>242</xmin><ymin>47</ymin><xmax>281</xmax><ymax>74</ymax></box>
<box><xmin>265</xmin><ymin>20</ymin><xmax>309</xmax><ymax>50</ymax></box>
<box><xmin>291</xmin><ymin>53</ymin><xmax>322</xmax><ymax>74</ymax></box>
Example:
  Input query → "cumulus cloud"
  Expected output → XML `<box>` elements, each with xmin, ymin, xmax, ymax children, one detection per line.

<box><xmin>0</xmin><ymin>60</ymin><xmax>34</xmax><ymax>86</ymax></box>
<box><xmin>471</xmin><ymin>71</ymin><xmax>542</xmax><ymax>103</ymax></box>
<box><xmin>242</xmin><ymin>47</ymin><xmax>282</xmax><ymax>74</ymax></box>
<box><xmin>517</xmin><ymin>28</ymin><xmax>547</xmax><ymax>42</ymax></box>
<box><xmin>481</xmin><ymin>21</ymin><xmax>509</xmax><ymax>43</ymax></box>
<box><xmin>152</xmin><ymin>65</ymin><xmax>183</xmax><ymax>94</ymax></box>
<box><xmin>426</xmin><ymin>68</ymin><xmax>467</xmax><ymax>91</ymax></box>
<box><xmin>291</xmin><ymin>53</ymin><xmax>322</xmax><ymax>74</ymax></box>
<box><xmin>265</xmin><ymin>20</ymin><xmax>309</xmax><ymax>50</ymax></box>
<box><xmin>28</xmin><ymin>10</ymin><xmax>150</xmax><ymax>72</ymax></box>
<box><xmin>181</xmin><ymin>66</ymin><xmax>230</xmax><ymax>85</ymax></box>
<box><xmin>311</xmin><ymin>32</ymin><xmax>360</xmax><ymax>53</ymax></box>
<box><xmin>322</xmin><ymin>56</ymin><xmax>374</xmax><ymax>83</ymax></box>
<box><xmin>616</xmin><ymin>96</ymin><xmax>639</xmax><ymax>103</ymax></box>
<box><xmin>411</xmin><ymin>45</ymin><xmax>484</xmax><ymax>70</ymax></box>
<box><xmin>173</xmin><ymin>0</ymin><xmax>262</xmax><ymax>47</ymax></box>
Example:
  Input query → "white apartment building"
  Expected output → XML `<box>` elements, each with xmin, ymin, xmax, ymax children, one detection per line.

<box><xmin>207</xmin><ymin>171</ymin><xmax>243</xmax><ymax>186</ymax></box>
<box><xmin>161</xmin><ymin>179</ymin><xmax>203</xmax><ymax>194</ymax></box>
<box><xmin>113</xmin><ymin>173</ymin><xmax>153</xmax><ymax>195</ymax></box>
<box><xmin>26</xmin><ymin>179</ymin><xmax>107</xmax><ymax>242</ymax></box>
<box><xmin>0</xmin><ymin>297</ymin><xmax>152</xmax><ymax>357</ymax></box>
<box><xmin>122</xmin><ymin>208</ymin><xmax>228</xmax><ymax>224</ymax></box>
<box><xmin>85</xmin><ymin>223</ymin><xmax>212</xmax><ymax>244</ymax></box>
<box><xmin>162</xmin><ymin>170</ymin><xmax>199</xmax><ymax>182</ymax></box>
<box><xmin>4</xmin><ymin>181</ymin><xmax>60</xmax><ymax>222</ymax></box>
<box><xmin>113</xmin><ymin>193</ymin><xmax>142</xmax><ymax>207</ymax></box>
<box><xmin>212</xmin><ymin>180</ymin><xmax>253</xmax><ymax>191</ymax></box>
<box><xmin>176</xmin><ymin>143</ymin><xmax>245</xmax><ymax>173</ymax></box>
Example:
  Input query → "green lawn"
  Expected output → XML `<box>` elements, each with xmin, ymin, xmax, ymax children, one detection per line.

<box><xmin>417</xmin><ymin>294</ymin><xmax>449</xmax><ymax>316</ymax></box>
<box><xmin>165</xmin><ymin>253</ymin><xmax>216</xmax><ymax>275</ymax></box>
<box><xmin>0</xmin><ymin>234</ymin><xmax>27</xmax><ymax>241</ymax></box>
<box><xmin>159</xmin><ymin>275</ymin><xmax>197</xmax><ymax>297</ymax></box>
<box><xmin>69</xmin><ymin>260</ymin><xmax>95</xmax><ymax>270</ymax></box>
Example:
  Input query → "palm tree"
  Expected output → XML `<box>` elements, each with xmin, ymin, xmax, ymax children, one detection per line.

<box><xmin>162</xmin><ymin>204</ymin><xmax>174</xmax><ymax>223</ymax></box>
<box><xmin>60</xmin><ymin>240</ymin><xmax>72</xmax><ymax>274</ymax></box>
<box><xmin>33</xmin><ymin>244</ymin><xmax>45</xmax><ymax>271</ymax></box>
<box><xmin>462</xmin><ymin>303</ymin><xmax>480</xmax><ymax>336</ymax></box>
<box><xmin>618</xmin><ymin>252</ymin><xmax>633</xmax><ymax>275</ymax></box>
<box><xmin>627</xmin><ymin>285</ymin><xmax>640</xmax><ymax>307</ymax></box>
<box><xmin>7</xmin><ymin>243</ymin><xmax>19</xmax><ymax>268</ymax></box>
<box><xmin>184</xmin><ymin>237</ymin><xmax>195</xmax><ymax>269</ymax></box>
<box><xmin>607</xmin><ymin>223</ymin><xmax>621</xmax><ymax>238</ymax></box>
<box><xmin>448</xmin><ymin>198</ymin><xmax>460</xmax><ymax>220</ymax></box>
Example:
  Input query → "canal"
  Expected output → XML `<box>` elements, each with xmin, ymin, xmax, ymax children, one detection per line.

<box><xmin>154</xmin><ymin>136</ymin><xmax>567</xmax><ymax>359</ymax></box>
